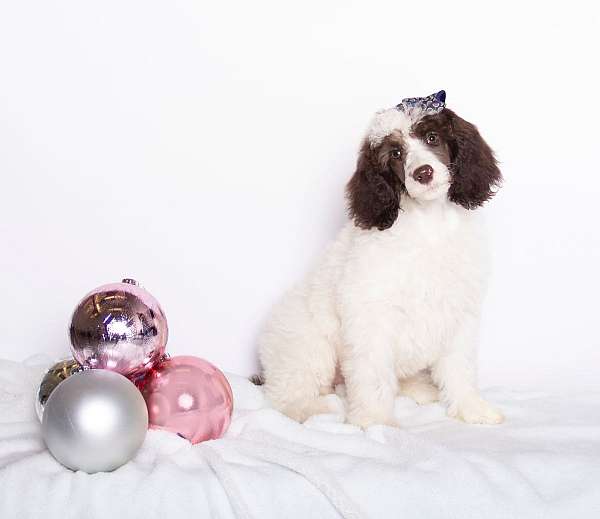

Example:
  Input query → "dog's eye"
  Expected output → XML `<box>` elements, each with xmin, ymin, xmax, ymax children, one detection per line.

<box><xmin>425</xmin><ymin>132</ymin><xmax>440</xmax><ymax>146</ymax></box>
<box><xmin>391</xmin><ymin>149</ymin><xmax>402</xmax><ymax>159</ymax></box>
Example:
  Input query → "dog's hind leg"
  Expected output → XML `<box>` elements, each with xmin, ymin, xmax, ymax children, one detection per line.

<box><xmin>260</xmin><ymin>323</ymin><xmax>339</xmax><ymax>423</ymax></box>
<box><xmin>259</xmin><ymin>275</ymin><xmax>342</xmax><ymax>423</ymax></box>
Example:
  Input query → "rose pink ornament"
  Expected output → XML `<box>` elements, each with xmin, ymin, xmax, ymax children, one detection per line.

<box><xmin>136</xmin><ymin>355</ymin><xmax>233</xmax><ymax>444</ymax></box>
<box><xmin>69</xmin><ymin>279</ymin><xmax>168</xmax><ymax>377</ymax></box>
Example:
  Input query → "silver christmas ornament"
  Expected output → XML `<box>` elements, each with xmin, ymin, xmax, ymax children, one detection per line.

<box><xmin>35</xmin><ymin>358</ymin><xmax>83</xmax><ymax>421</ymax></box>
<box><xmin>69</xmin><ymin>278</ymin><xmax>168</xmax><ymax>377</ymax></box>
<box><xmin>42</xmin><ymin>369</ymin><xmax>148</xmax><ymax>473</ymax></box>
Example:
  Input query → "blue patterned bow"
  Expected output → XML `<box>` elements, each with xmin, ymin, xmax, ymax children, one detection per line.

<box><xmin>396</xmin><ymin>90</ymin><xmax>446</xmax><ymax>116</ymax></box>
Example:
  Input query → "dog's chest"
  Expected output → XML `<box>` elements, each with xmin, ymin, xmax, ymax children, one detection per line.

<box><xmin>340</xmin><ymin>208</ymin><xmax>487</xmax><ymax>365</ymax></box>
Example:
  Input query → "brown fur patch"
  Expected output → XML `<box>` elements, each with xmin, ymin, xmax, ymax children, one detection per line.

<box><xmin>346</xmin><ymin>139</ymin><xmax>403</xmax><ymax>230</ymax></box>
<box><xmin>444</xmin><ymin>109</ymin><xmax>502</xmax><ymax>208</ymax></box>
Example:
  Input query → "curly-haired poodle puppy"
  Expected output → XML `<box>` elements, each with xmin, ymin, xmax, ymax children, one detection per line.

<box><xmin>259</xmin><ymin>91</ymin><xmax>504</xmax><ymax>428</ymax></box>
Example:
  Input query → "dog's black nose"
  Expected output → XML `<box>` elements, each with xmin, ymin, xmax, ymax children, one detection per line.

<box><xmin>412</xmin><ymin>165</ymin><xmax>434</xmax><ymax>184</ymax></box>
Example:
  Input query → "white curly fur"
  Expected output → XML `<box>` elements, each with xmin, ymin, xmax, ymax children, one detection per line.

<box><xmin>258</xmin><ymin>110</ymin><xmax>504</xmax><ymax>429</ymax></box>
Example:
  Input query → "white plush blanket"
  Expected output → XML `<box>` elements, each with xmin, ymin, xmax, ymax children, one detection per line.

<box><xmin>1</xmin><ymin>358</ymin><xmax>599</xmax><ymax>519</ymax></box>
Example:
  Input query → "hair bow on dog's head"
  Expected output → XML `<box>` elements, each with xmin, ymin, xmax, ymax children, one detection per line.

<box><xmin>397</xmin><ymin>90</ymin><xmax>446</xmax><ymax>116</ymax></box>
<box><xmin>366</xmin><ymin>90</ymin><xmax>447</xmax><ymax>146</ymax></box>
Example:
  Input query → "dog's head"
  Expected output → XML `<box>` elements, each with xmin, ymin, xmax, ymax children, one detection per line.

<box><xmin>346</xmin><ymin>91</ymin><xmax>501</xmax><ymax>230</ymax></box>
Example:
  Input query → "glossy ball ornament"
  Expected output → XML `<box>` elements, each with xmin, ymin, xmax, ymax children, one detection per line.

<box><xmin>69</xmin><ymin>279</ymin><xmax>168</xmax><ymax>377</ymax></box>
<box><xmin>42</xmin><ymin>369</ymin><xmax>148</xmax><ymax>473</ymax></box>
<box><xmin>137</xmin><ymin>356</ymin><xmax>233</xmax><ymax>444</ymax></box>
<box><xmin>35</xmin><ymin>358</ymin><xmax>83</xmax><ymax>421</ymax></box>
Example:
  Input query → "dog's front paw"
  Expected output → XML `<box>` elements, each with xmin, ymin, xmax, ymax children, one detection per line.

<box><xmin>346</xmin><ymin>409</ymin><xmax>398</xmax><ymax>429</ymax></box>
<box><xmin>448</xmin><ymin>396</ymin><xmax>504</xmax><ymax>425</ymax></box>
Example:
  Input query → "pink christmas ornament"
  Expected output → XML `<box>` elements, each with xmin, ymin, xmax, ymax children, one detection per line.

<box><xmin>136</xmin><ymin>355</ymin><xmax>233</xmax><ymax>444</ymax></box>
<box><xmin>69</xmin><ymin>279</ymin><xmax>168</xmax><ymax>377</ymax></box>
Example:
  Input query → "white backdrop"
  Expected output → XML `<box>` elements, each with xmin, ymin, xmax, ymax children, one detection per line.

<box><xmin>1</xmin><ymin>0</ymin><xmax>599</xmax><ymax>391</ymax></box>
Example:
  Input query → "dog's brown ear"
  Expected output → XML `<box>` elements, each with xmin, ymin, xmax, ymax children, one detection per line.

<box><xmin>446</xmin><ymin>109</ymin><xmax>502</xmax><ymax>209</ymax></box>
<box><xmin>346</xmin><ymin>141</ymin><xmax>400</xmax><ymax>230</ymax></box>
